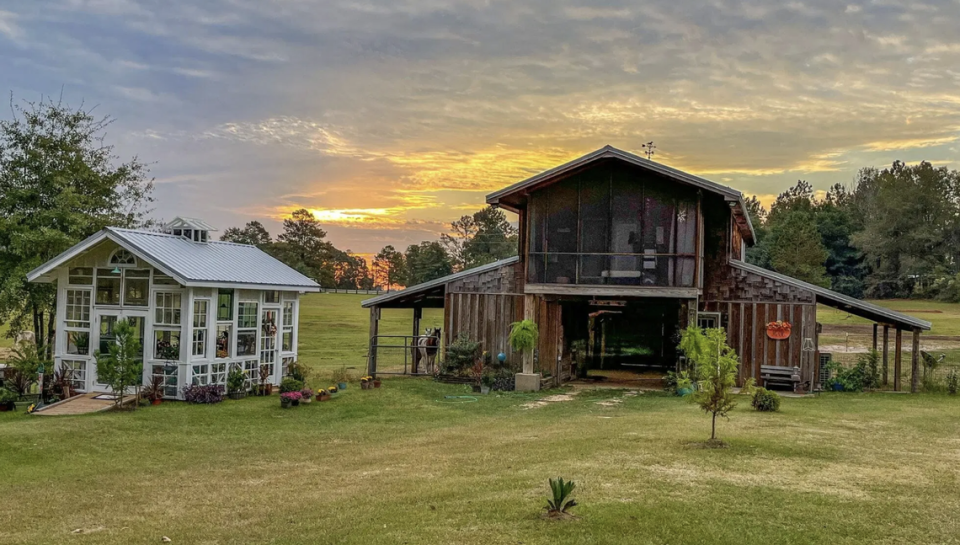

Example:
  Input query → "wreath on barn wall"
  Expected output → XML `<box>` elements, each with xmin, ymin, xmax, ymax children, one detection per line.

<box><xmin>766</xmin><ymin>320</ymin><xmax>792</xmax><ymax>340</ymax></box>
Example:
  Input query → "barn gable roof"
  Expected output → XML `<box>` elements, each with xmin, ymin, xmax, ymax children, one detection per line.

<box><xmin>361</xmin><ymin>256</ymin><xmax>520</xmax><ymax>308</ymax></box>
<box><xmin>485</xmin><ymin>145</ymin><xmax>756</xmax><ymax>244</ymax></box>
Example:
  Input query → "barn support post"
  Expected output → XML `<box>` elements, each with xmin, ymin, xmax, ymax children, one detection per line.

<box><xmin>515</xmin><ymin>294</ymin><xmax>540</xmax><ymax>392</ymax></box>
<box><xmin>411</xmin><ymin>306</ymin><xmax>422</xmax><ymax>373</ymax></box>
<box><xmin>882</xmin><ymin>325</ymin><xmax>890</xmax><ymax>386</ymax></box>
<box><xmin>367</xmin><ymin>306</ymin><xmax>381</xmax><ymax>377</ymax></box>
<box><xmin>872</xmin><ymin>324</ymin><xmax>878</xmax><ymax>352</ymax></box>
<box><xmin>894</xmin><ymin>328</ymin><xmax>903</xmax><ymax>392</ymax></box>
<box><xmin>911</xmin><ymin>328</ymin><xmax>921</xmax><ymax>394</ymax></box>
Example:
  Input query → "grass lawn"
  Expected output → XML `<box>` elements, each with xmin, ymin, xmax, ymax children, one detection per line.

<box><xmin>2</xmin><ymin>294</ymin><xmax>960</xmax><ymax>544</ymax></box>
<box><xmin>818</xmin><ymin>299</ymin><xmax>960</xmax><ymax>335</ymax></box>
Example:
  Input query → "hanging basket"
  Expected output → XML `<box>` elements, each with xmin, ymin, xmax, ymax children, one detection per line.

<box><xmin>766</xmin><ymin>321</ymin><xmax>792</xmax><ymax>340</ymax></box>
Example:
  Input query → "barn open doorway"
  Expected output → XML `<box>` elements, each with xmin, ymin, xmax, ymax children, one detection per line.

<box><xmin>562</xmin><ymin>298</ymin><xmax>681</xmax><ymax>386</ymax></box>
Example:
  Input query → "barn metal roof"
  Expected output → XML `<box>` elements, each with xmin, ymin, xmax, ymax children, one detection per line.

<box><xmin>730</xmin><ymin>260</ymin><xmax>931</xmax><ymax>331</ymax></box>
<box><xmin>486</xmin><ymin>145</ymin><xmax>756</xmax><ymax>243</ymax></box>
<box><xmin>361</xmin><ymin>256</ymin><xmax>520</xmax><ymax>308</ymax></box>
<box><xmin>27</xmin><ymin>227</ymin><xmax>320</xmax><ymax>291</ymax></box>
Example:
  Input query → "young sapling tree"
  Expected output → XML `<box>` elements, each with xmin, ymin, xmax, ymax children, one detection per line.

<box><xmin>94</xmin><ymin>319</ymin><xmax>143</xmax><ymax>408</ymax></box>
<box><xmin>679</xmin><ymin>327</ymin><xmax>739</xmax><ymax>444</ymax></box>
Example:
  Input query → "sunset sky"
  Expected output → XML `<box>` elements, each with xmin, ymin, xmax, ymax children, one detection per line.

<box><xmin>2</xmin><ymin>0</ymin><xmax>959</xmax><ymax>255</ymax></box>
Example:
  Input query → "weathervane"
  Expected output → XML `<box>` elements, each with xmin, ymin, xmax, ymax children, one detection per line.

<box><xmin>642</xmin><ymin>141</ymin><xmax>656</xmax><ymax>160</ymax></box>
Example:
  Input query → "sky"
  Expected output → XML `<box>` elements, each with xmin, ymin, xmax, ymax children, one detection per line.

<box><xmin>2</xmin><ymin>0</ymin><xmax>959</xmax><ymax>256</ymax></box>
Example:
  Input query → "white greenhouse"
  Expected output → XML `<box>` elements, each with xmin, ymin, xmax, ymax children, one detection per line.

<box><xmin>26</xmin><ymin>218</ymin><xmax>320</xmax><ymax>399</ymax></box>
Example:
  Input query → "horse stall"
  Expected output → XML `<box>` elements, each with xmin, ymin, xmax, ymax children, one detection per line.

<box><xmin>362</xmin><ymin>257</ymin><xmax>523</xmax><ymax>377</ymax></box>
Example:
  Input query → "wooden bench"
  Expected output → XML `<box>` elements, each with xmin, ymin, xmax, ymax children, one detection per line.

<box><xmin>760</xmin><ymin>365</ymin><xmax>801</xmax><ymax>391</ymax></box>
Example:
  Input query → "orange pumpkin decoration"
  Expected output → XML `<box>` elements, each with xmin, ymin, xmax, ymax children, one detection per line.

<box><xmin>766</xmin><ymin>320</ymin><xmax>792</xmax><ymax>340</ymax></box>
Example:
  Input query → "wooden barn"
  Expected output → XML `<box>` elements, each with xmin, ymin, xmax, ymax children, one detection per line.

<box><xmin>362</xmin><ymin>146</ymin><xmax>930</xmax><ymax>392</ymax></box>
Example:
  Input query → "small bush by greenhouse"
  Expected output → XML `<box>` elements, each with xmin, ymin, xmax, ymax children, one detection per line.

<box><xmin>751</xmin><ymin>388</ymin><xmax>781</xmax><ymax>412</ymax></box>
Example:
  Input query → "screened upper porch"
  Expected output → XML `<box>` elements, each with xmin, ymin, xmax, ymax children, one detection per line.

<box><xmin>525</xmin><ymin>164</ymin><xmax>701</xmax><ymax>287</ymax></box>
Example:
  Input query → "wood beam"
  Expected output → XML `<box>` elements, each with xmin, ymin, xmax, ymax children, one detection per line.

<box><xmin>522</xmin><ymin>294</ymin><xmax>537</xmax><ymax>374</ymax></box>
<box><xmin>524</xmin><ymin>284</ymin><xmax>699</xmax><ymax>299</ymax></box>
<box><xmin>911</xmin><ymin>328</ymin><xmax>921</xmax><ymax>394</ymax></box>
<box><xmin>872</xmin><ymin>323</ymin><xmax>878</xmax><ymax>352</ymax></box>
<box><xmin>894</xmin><ymin>328</ymin><xmax>902</xmax><ymax>392</ymax></box>
<box><xmin>882</xmin><ymin>325</ymin><xmax>890</xmax><ymax>386</ymax></box>
<box><xmin>411</xmin><ymin>306</ymin><xmax>422</xmax><ymax>374</ymax></box>
<box><xmin>367</xmin><ymin>306</ymin><xmax>381</xmax><ymax>376</ymax></box>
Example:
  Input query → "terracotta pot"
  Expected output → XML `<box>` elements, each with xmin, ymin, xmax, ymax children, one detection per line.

<box><xmin>319</xmin><ymin>394</ymin><xmax>331</xmax><ymax>402</ymax></box>
<box><xmin>301</xmin><ymin>396</ymin><xmax>312</xmax><ymax>404</ymax></box>
<box><xmin>373</xmin><ymin>380</ymin><xmax>382</xmax><ymax>388</ymax></box>
<box><xmin>151</xmin><ymin>398</ymin><xmax>162</xmax><ymax>406</ymax></box>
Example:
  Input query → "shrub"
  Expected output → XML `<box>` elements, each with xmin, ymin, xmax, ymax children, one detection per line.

<box><xmin>183</xmin><ymin>384</ymin><xmax>225</xmax><ymax>404</ymax></box>
<box><xmin>331</xmin><ymin>366</ymin><xmax>350</xmax><ymax>384</ymax></box>
<box><xmin>280</xmin><ymin>377</ymin><xmax>304</xmax><ymax>394</ymax></box>
<box><xmin>947</xmin><ymin>369</ymin><xmax>959</xmax><ymax>395</ymax></box>
<box><xmin>545</xmin><ymin>477</ymin><xmax>577</xmax><ymax>514</ymax></box>
<box><xmin>444</xmin><ymin>334</ymin><xmax>480</xmax><ymax>375</ymax></box>
<box><xmin>227</xmin><ymin>367</ymin><xmax>247</xmax><ymax>394</ymax></box>
<box><xmin>0</xmin><ymin>388</ymin><xmax>17</xmax><ymax>404</ymax></box>
<box><xmin>751</xmin><ymin>388</ymin><xmax>781</xmax><ymax>412</ymax></box>
<box><xmin>287</xmin><ymin>361</ymin><xmax>309</xmax><ymax>383</ymax></box>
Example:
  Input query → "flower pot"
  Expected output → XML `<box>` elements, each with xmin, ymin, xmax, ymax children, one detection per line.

<box><xmin>264</xmin><ymin>384</ymin><xmax>273</xmax><ymax>395</ymax></box>
<box><xmin>319</xmin><ymin>394</ymin><xmax>331</xmax><ymax>402</ymax></box>
<box><xmin>373</xmin><ymin>380</ymin><xmax>382</xmax><ymax>388</ymax></box>
<box><xmin>228</xmin><ymin>391</ymin><xmax>246</xmax><ymax>400</ymax></box>
<box><xmin>151</xmin><ymin>398</ymin><xmax>162</xmax><ymax>406</ymax></box>
<box><xmin>480</xmin><ymin>385</ymin><xmax>491</xmax><ymax>395</ymax></box>
<box><xmin>337</xmin><ymin>382</ymin><xmax>347</xmax><ymax>390</ymax></box>
<box><xmin>281</xmin><ymin>398</ymin><xmax>292</xmax><ymax>409</ymax></box>
<box><xmin>292</xmin><ymin>399</ymin><xmax>300</xmax><ymax>406</ymax></box>
<box><xmin>0</xmin><ymin>404</ymin><xmax>9</xmax><ymax>412</ymax></box>
<box><xmin>472</xmin><ymin>385</ymin><xmax>482</xmax><ymax>393</ymax></box>
<box><xmin>361</xmin><ymin>382</ymin><xmax>370</xmax><ymax>390</ymax></box>
<box><xmin>677</xmin><ymin>387</ymin><xmax>692</xmax><ymax>397</ymax></box>
<box><xmin>14</xmin><ymin>401</ymin><xmax>32</xmax><ymax>411</ymax></box>
<box><xmin>301</xmin><ymin>396</ymin><xmax>312</xmax><ymax>404</ymax></box>
<box><xmin>832</xmin><ymin>383</ymin><xmax>844</xmax><ymax>391</ymax></box>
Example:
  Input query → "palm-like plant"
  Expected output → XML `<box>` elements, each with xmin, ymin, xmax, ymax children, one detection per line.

<box><xmin>545</xmin><ymin>477</ymin><xmax>577</xmax><ymax>514</ymax></box>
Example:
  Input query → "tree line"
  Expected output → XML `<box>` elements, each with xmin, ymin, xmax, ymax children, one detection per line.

<box><xmin>745</xmin><ymin>161</ymin><xmax>960</xmax><ymax>301</ymax></box>
<box><xmin>221</xmin><ymin>205</ymin><xmax>519</xmax><ymax>290</ymax></box>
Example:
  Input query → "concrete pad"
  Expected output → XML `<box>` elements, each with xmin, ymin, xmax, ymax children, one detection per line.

<box><xmin>515</xmin><ymin>373</ymin><xmax>541</xmax><ymax>392</ymax></box>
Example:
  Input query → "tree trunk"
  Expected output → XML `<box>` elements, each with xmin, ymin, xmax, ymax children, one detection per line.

<box><xmin>711</xmin><ymin>412</ymin><xmax>717</xmax><ymax>441</ymax></box>
<box><xmin>46</xmin><ymin>306</ymin><xmax>55</xmax><ymax>359</ymax></box>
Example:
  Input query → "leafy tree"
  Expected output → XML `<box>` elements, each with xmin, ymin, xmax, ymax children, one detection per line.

<box><xmin>852</xmin><ymin>161</ymin><xmax>960</xmax><ymax>298</ymax></box>
<box><xmin>94</xmin><ymin>319</ymin><xmax>143</xmax><ymax>408</ymax></box>
<box><xmin>766</xmin><ymin>210</ymin><xmax>830</xmax><ymax>287</ymax></box>
<box><xmin>441</xmin><ymin>206</ymin><xmax>517</xmax><ymax>270</ymax></box>
<box><xmin>679</xmin><ymin>327</ymin><xmax>739</xmax><ymax>443</ymax></box>
<box><xmin>220</xmin><ymin>221</ymin><xmax>271</xmax><ymax>246</ymax></box>
<box><xmin>372</xmin><ymin>245</ymin><xmax>406</xmax><ymax>290</ymax></box>
<box><xmin>332</xmin><ymin>250</ymin><xmax>373</xmax><ymax>289</ymax></box>
<box><xmin>404</xmin><ymin>241</ymin><xmax>453</xmax><ymax>285</ymax></box>
<box><xmin>275</xmin><ymin>208</ymin><xmax>336</xmax><ymax>287</ymax></box>
<box><xmin>743</xmin><ymin>195</ymin><xmax>769</xmax><ymax>267</ymax></box>
<box><xmin>0</xmin><ymin>97</ymin><xmax>153</xmax><ymax>351</ymax></box>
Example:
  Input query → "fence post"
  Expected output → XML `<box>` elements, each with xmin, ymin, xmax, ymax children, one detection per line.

<box><xmin>368</xmin><ymin>306</ymin><xmax>381</xmax><ymax>376</ymax></box>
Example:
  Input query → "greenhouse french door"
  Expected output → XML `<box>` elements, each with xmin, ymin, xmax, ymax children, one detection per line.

<box><xmin>260</xmin><ymin>308</ymin><xmax>279</xmax><ymax>382</ymax></box>
<box><xmin>92</xmin><ymin>309</ymin><xmax>146</xmax><ymax>392</ymax></box>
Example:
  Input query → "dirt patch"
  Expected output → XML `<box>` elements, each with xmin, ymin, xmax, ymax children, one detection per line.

<box><xmin>522</xmin><ymin>391</ymin><xmax>579</xmax><ymax>409</ymax></box>
<box><xmin>541</xmin><ymin>510</ymin><xmax>579</xmax><ymax>521</ymax></box>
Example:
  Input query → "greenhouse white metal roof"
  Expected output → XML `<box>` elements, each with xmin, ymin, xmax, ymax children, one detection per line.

<box><xmin>27</xmin><ymin>227</ymin><xmax>320</xmax><ymax>291</ymax></box>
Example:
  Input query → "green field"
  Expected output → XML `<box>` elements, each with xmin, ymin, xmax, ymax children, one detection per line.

<box><xmin>2</xmin><ymin>294</ymin><xmax>960</xmax><ymax>544</ymax></box>
<box><xmin>818</xmin><ymin>299</ymin><xmax>960</xmax><ymax>335</ymax></box>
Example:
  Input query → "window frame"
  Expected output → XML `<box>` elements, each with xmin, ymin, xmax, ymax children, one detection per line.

<box><xmin>192</xmin><ymin>299</ymin><xmax>210</xmax><ymax>358</ymax></box>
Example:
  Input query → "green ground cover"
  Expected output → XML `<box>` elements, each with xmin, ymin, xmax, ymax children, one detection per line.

<box><xmin>1</xmin><ymin>294</ymin><xmax>959</xmax><ymax>544</ymax></box>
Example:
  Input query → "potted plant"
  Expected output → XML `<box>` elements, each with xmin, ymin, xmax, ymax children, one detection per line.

<box><xmin>143</xmin><ymin>375</ymin><xmax>165</xmax><ymax>405</ymax></box>
<box><xmin>227</xmin><ymin>367</ymin><xmax>247</xmax><ymax>400</ymax></box>
<box><xmin>75</xmin><ymin>332</ymin><xmax>90</xmax><ymax>356</ymax></box>
<box><xmin>51</xmin><ymin>365</ymin><xmax>74</xmax><ymax>401</ymax></box>
<box><xmin>317</xmin><ymin>388</ymin><xmax>331</xmax><ymax>402</ymax></box>
<box><xmin>332</xmin><ymin>366</ymin><xmax>349</xmax><ymax>390</ymax></box>
<box><xmin>280</xmin><ymin>391</ymin><xmax>301</xmax><ymax>408</ymax></box>
<box><xmin>360</xmin><ymin>376</ymin><xmax>372</xmax><ymax>390</ymax></box>
<box><xmin>0</xmin><ymin>388</ymin><xmax>16</xmax><ymax>412</ymax></box>
<box><xmin>258</xmin><ymin>365</ymin><xmax>273</xmax><ymax>396</ymax></box>
<box><xmin>675</xmin><ymin>371</ymin><xmax>694</xmax><ymax>396</ymax></box>
<box><xmin>327</xmin><ymin>385</ymin><xmax>338</xmax><ymax>394</ymax></box>
<box><xmin>373</xmin><ymin>377</ymin><xmax>382</xmax><ymax>388</ymax></box>
<box><xmin>300</xmin><ymin>388</ymin><xmax>314</xmax><ymax>404</ymax></box>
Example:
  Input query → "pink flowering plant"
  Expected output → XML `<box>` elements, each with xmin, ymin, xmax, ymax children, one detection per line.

<box><xmin>280</xmin><ymin>391</ymin><xmax>302</xmax><ymax>402</ymax></box>
<box><xmin>300</xmin><ymin>388</ymin><xmax>314</xmax><ymax>399</ymax></box>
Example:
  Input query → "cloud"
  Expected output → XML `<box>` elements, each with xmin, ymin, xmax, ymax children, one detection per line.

<box><xmin>3</xmin><ymin>0</ymin><xmax>959</xmax><ymax>253</ymax></box>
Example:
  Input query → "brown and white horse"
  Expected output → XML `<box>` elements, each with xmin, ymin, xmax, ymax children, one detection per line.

<box><xmin>413</xmin><ymin>328</ymin><xmax>441</xmax><ymax>375</ymax></box>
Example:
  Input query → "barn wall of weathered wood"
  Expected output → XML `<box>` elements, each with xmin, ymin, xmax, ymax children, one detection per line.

<box><xmin>700</xmin><ymin>197</ymin><xmax>819</xmax><ymax>388</ymax></box>
<box><xmin>445</xmin><ymin>261</ymin><xmax>524</xmax><ymax>366</ymax></box>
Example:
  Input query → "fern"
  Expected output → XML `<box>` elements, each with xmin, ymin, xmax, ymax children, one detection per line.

<box><xmin>509</xmin><ymin>320</ymin><xmax>539</xmax><ymax>352</ymax></box>
<box><xmin>545</xmin><ymin>477</ymin><xmax>577</xmax><ymax>513</ymax></box>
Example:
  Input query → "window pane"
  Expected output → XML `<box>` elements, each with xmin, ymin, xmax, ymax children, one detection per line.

<box><xmin>193</xmin><ymin>300</ymin><xmax>208</xmax><ymax>327</ymax></box>
<box><xmin>238</xmin><ymin>302</ymin><xmax>258</xmax><ymax>328</ymax></box>
<box><xmin>236</xmin><ymin>331</ymin><xmax>257</xmax><ymax>356</ymax></box>
<box><xmin>217</xmin><ymin>289</ymin><xmax>234</xmax><ymax>321</ymax></box>
<box><xmin>154</xmin><ymin>292</ymin><xmax>181</xmax><ymax>325</ymax></box>
<box><xmin>264</xmin><ymin>291</ymin><xmax>280</xmax><ymax>304</ymax></box>
<box><xmin>216</xmin><ymin>324</ymin><xmax>232</xmax><ymax>359</ymax></box>
<box><xmin>66</xmin><ymin>331</ymin><xmax>91</xmax><ymax>355</ymax></box>
<box><xmin>282</xmin><ymin>301</ymin><xmax>294</xmax><ymax>327</ymax></box>
<box><xmin>282</xmin><ymin>331</ymin><xmax>292</xmax><ymax>352</ymax></box>
<box><xmin>153</xmin><ymin>272</ymin><xmax>179</xmax><ymax>285</ymax></box>
<box><xmin>96</xmin><ymin>269</ymin><xmax>121</xmax><ymax>305</ymax></box>
<box><xmin>154</xmin><ymin>330</ymin><xmax>181</xmax><ymax>360</ymax></box>
<box><xmin>124</xmin><ymin>277</ymin><xmax>149</xmax><ymax>306</ymax></box>
<box><xmin>64</xmin><ymin>289</ymin><xmax>91</xmax><ymax>327</ymax></box>
<box><xmin>68</xmin><ymin>267</ymin><xmax>93</xmax><ymax>285</ymax></box>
